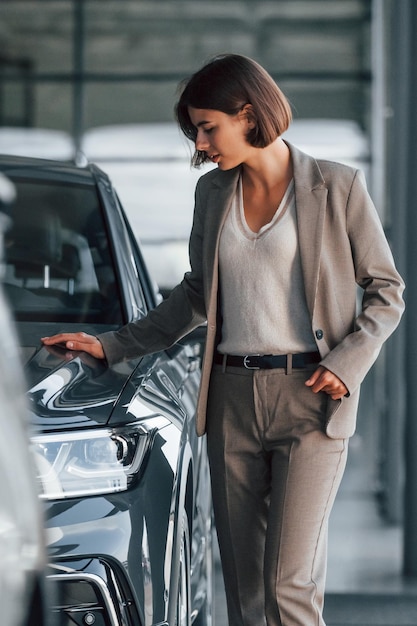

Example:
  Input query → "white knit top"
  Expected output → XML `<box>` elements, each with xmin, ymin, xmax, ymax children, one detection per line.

<box><xmin>217</xmin><ymin>176</ymin><xmax>317</xmax><ymax>356</ymax></box>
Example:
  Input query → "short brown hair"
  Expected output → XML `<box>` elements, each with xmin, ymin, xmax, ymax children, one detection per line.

<box><xmin>175</xmin><ymin>54</ymin><xmax>292</xmax><ymax>166</ymax></box>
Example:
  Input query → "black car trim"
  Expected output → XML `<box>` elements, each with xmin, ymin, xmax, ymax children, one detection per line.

<box><xmin>48</xmin><ymin>572</ymin><xmax>120</xmax><ymax>626</ymax></box>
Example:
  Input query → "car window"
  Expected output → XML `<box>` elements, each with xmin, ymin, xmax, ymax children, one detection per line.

<box><xmin>3</xmin><ymin>178</ymin><xmax>124</xmax><ymax>324</ymax></box>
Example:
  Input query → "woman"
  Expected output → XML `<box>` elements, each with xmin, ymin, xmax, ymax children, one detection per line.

<box><xmin>43</xmin><ymin>54</ymin><xmax>405</xmax><ymax>625</ymax></box>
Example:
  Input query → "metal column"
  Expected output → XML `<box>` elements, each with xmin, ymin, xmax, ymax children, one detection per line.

<box><xmin>72</xmin><ymin>0</ymin><xmax>86</xmax><ymax>158</ymax></box>
<box><xmin>389</xmin><ymin>0</ymin><xmax>417</xmax><ymax>577</ymax></box>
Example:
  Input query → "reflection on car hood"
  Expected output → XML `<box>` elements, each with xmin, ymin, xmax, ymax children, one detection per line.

<box><xmin>15</xmin><ymin>324</ymin><xmax>141</xmax><ymax>432</ymax></box>
<box><xmin>25</xmin><ymin>344</ymin><xmax>140</xmax><ymax>431</ymax></box>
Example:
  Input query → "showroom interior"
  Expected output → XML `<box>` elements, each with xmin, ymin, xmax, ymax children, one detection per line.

<box><xmin>1</xmin><ymin>0</ymin><xmax>417</xmax><ymax>618</ymax></box>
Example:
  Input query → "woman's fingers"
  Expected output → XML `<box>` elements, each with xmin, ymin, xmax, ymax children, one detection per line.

<box><xmin>41</xmin><ymin>332</ymin><xmax>105</xmax><ymax>360</ymax></box>
<box><xmin>305</xmin><ymin>366</ymin><xmax>348</xmax><ymax>400</ymax></box>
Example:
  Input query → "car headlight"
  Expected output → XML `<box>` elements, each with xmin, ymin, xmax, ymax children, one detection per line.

<box><xmin>32</xmin><ymin>424</ymin><xmax>152</xmax><ymax>500</ymax></box>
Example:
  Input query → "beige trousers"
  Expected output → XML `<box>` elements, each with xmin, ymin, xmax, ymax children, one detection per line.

<box><xmin>206</xmin><ymin>363</ymin><xmax>348</xmax><ymax>626</ymax></box>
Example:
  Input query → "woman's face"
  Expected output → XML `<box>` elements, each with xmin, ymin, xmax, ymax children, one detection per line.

<box><xmin>188</xmin><ymin>107</ymin><xmax>254</xmax><ymax>170</ymax></box>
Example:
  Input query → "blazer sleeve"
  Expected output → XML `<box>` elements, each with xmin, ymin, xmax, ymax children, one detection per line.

<box><xmin>320</xmin><ymin>169</ymin><xmax>405</xmax><ymax>393</ymax></box>
<box><xmin>97</xmin><ymin>181</ymin><xmax>207</xmax><ymax>365</ymax></box>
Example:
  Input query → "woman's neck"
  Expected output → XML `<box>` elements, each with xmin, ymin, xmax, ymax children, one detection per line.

<box><xmin>241</xmin><ymin>138</ymin><xmax>292</xmax><ymax>191</ymax></box>
<box><xmin>240</xmin><ymin>138</ymin><xmax>294</xmax><ymax>233</ymax></box>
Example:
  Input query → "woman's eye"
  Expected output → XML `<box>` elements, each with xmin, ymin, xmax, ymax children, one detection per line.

<box><xmin>204</xmin><ymin>127</ymin><xmax>214</xmax><ymax>134</ymax></box>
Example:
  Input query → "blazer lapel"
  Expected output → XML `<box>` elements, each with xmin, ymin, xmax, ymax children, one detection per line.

<box><xmin>196</xmin><ymin>167</ymin><xmax>239</xmax><ymax>433</ymax></box>
<box><xmin>202</xmin><ymin>167</ymin><xmax>240</xmax><ymax>312</ymax></box>
<box><xmin>288</xmin><ymin>142</ymin><xmax>328</xmax><ymax>317</ymax></box>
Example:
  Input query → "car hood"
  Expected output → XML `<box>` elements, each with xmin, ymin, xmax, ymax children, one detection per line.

<box><xmin>18</xmin><ymin>323</ymin><xmax>143</xmax><ymax>432</ymax></box>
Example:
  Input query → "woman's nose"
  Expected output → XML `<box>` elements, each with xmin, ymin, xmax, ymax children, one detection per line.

<box><xmin>195</xmin><ymin>130</ymin><xmax>209</xmax><ymax>151</ymax></box>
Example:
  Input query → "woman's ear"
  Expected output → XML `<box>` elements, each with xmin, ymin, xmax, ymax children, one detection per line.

<box><xmin>241</xmin><ymin>104</ymin><xmax>256</xmax><ymax>129</ymax></box>
<box><xmin>242</xmin><ymin>104</ymin><xmax>256</xmax><ymax>130</ymax></box>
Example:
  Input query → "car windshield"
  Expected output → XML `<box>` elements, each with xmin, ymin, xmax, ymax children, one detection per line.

<box><xmin>3</xmin><ymin>178</ymin><xmax>123</xmax><ymax>324</ymax></box>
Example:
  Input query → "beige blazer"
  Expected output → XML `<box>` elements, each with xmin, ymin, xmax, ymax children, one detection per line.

<box><xmin>99</xmin><ymin>142</ymin><xmax>405</xmax><ymax>439</ymax></box>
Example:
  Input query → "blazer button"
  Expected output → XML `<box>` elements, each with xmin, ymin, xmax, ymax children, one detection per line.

<box><xmin>315</xmin><ymin>329</ymin><xmax>324</xmax><ymax>340</ymax></box>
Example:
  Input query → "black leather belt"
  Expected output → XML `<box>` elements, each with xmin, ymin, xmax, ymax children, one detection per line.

<box><xmin>214</xmin><ymin>351</ymin><xmax>321</xmax><ymax>370</ymax></box>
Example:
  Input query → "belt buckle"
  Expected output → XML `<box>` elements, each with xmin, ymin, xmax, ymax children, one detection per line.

<box><xmin>243</xmin><ymin>355</ymin><xmax>260</xmax><ymax>370</ymax></box>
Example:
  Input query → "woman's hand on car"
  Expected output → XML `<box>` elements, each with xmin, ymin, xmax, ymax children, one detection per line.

<box><xmin>41</xmin><ymin>332</ymin><xmax>105</xmax><ymax>360</ymax></box>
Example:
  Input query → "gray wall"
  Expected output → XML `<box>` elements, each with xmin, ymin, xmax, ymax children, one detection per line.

<box><xmin>0</xmin><ymin>0</ymin><xmax>371</xmax><ymax>133</ymax></box>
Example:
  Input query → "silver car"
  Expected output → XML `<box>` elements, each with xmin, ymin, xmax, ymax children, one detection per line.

<box><xmin>0</xmin><ymin>172</ymin><xmax>50</xmax><ymax>626</ymax></box>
